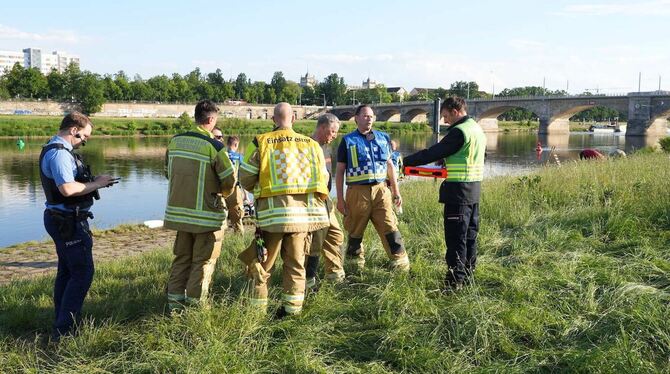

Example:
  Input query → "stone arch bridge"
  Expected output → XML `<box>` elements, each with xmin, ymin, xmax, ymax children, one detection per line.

<box><xmin>328</xmin><ymin>92</ymin><xmax>670</xmax><ymax>136</ymax></box>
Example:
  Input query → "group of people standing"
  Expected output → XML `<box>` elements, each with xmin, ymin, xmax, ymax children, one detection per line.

<box><xmin>40</xmin><ymin>95</ymin><xmax>486</xmax><ymax>339</ymax></box>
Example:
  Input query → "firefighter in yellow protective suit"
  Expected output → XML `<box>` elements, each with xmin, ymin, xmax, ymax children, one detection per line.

<box><xmin>237</xmin><ymin>103</ymin><xmax>330</xmax><ymax>317</ymax></box>
<box><xmin>164</xmin><ymin>100</ymin><xmax>236</xmax><ymax>311</ymax></box>
<box><xmin>305</xmin><ymin>113</ymin><xmax>346</xmax><ymax>290</ymax></box>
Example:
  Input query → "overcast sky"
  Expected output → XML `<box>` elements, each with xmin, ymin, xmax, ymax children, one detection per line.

<box><xmin>1</xmin><ymin>0</ymin><xmax>669</xmax><ymax>94</ymax></box>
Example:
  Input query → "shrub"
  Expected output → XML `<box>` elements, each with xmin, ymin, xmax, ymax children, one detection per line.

<box><xmin>659</xmin><ymin>136</ymin><xmax>670</xmax><ymax>153</ymax></box>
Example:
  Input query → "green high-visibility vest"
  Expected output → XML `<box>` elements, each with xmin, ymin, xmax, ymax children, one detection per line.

<box><xmin>443</xmin><ymin>118</ymin><xmax>486</xmax><ymax>182</ymax></box>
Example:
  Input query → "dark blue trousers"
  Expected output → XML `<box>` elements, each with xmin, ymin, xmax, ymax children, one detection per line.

<box><xmin>443</xmin><ymin>203</ymin><xmax>479</xmax><ymax>285</ymax></box>
<box><xmin>43</xmin><ymin>210</ymin><xmax>94</xmax><ymax>338</ymax></box>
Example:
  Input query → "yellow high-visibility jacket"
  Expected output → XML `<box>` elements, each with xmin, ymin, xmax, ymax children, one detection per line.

<box><xmin>240</xmin><ymin>127</ymin><xmax>329</xmax><ymax>233</ymax></box>
<box><xmin>164</xmin><ymin>126</ymin><xmax>236</xmax><ymax>233</ymax></box>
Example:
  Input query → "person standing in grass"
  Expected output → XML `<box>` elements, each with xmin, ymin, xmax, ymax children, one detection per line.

<box><xmin>305</xmin><ymin>113</ymin><xmax>346</xmax><ymax>290</ymax></box>
<box><xmin>390</xmin><ymin>140</ymin><xmax>404</xmax><ymax>181</ymax></box>
<box><xmin>335</xmin><ymin>104</ymin><xmax>409</xmax><ymax>272</ymax></box>
<box><xmin>403</xmin><ymin>96</ymin><xmax>486</xmax><ymax>291</ymax></box>
<box><xmin>40</xmin><ymin>112</ymin><xmax>118</xmax><ymax>340</ymax></box>
<box><xmin>164</xmin><ymin>100</ymin><xmax>237</xmax><ymax>311</ymax></box>
<box><xmin>237</xmin><ymin>102</ymin><xmax>330</xmax><ymax>318</ymax></box>
<box><xmin>224</xmin><ymin>135</ymin><xmax>247</xmax><ymax>233</ymax></box>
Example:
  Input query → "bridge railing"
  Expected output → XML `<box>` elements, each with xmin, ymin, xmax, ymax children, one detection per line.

<box><xmin>468</xmin><ymin>93</ymin><xmax>628</xmax><ymax>101</ymax></box>
<box><xmin>331</xmin><ymin>93</ymin><xmax>636</xmax><ymax>109</ymax></box>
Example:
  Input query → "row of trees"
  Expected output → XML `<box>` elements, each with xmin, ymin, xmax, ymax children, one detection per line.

<box><xmin>0</xmin><ymin>63</ymin><xmax>624</xmax><ymax>120</ymax></box>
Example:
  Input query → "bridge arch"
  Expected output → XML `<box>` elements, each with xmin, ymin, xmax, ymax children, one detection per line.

<box><xmin>337</xmin><ymin>112</ymin><xmax>354</xmax><ymax>121</ymax></box>
<box><xmin>478</xmin><ymin>104</ymin><xmax>540</xmax><ymax>120</ymax></box>
<box><xmin>403</xmin><ymin>108</ymin><xmax>429</xmax><ymax>123</ymax></box>
<box><xmin>377</xmin><ymin>109</ymin><xmax>401</xmax><ymax>122</ymax></box>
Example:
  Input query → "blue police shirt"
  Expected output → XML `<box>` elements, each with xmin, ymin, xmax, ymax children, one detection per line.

<box><xmin>41</xmin><ymin>136</ymin><xmax>78</xmax><ymax>212</ymax></box>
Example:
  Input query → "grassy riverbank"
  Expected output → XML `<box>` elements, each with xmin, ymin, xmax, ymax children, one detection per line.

<box><xmin>1</xmin><ymin>153</ymin><xmax>669</xmax><ymax>372</ymax></box>
<box><xmin>0</xmin><ymin>115</ymin><xmax>431</xmax><ymax>137</ymax></box>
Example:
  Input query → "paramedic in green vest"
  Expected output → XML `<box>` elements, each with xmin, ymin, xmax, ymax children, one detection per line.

<box><xmin>403</xmin><ymin>96</ymin><xmax>486</xmax><ymax>291</ymax></box>
<box><xmin>164</xmin><ymin>100</ymin><xmax>237</xmax><ymax>311</ymax></box>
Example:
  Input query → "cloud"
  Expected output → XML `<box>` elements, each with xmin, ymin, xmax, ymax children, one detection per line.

<box><xmin>560</xmin><ymin>0</ymin><xmax>670</xmax><ymax>16</ymax></box>
<box><xmin>0</xmin><ymin>24</ymin><xmax>84</xmax><ymax>44</ymax></box>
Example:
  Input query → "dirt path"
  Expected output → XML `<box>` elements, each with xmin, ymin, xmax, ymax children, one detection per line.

<box><xmin>0</xmin><ymin>225</ymin><xmax>176</xmax><ymax>285</ymax></box>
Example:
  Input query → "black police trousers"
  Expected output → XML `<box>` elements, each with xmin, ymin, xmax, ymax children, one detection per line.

<box><xmin>443</xmin><ymin>203</ymin><xmax>479</xmax><ymax>285</ymax></box>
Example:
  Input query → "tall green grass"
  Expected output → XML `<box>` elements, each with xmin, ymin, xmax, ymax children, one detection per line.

<box><xmin>1</xmin><ymin>154</ymin><xmax>668</xmax><ymax>372</ymax></box>
<box><xmin>0</xmin><ymin>115</ymin><xmax>431</xmax><ymax>137</ymax></box>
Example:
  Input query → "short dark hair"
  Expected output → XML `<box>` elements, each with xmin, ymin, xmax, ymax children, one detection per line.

<box><xmin>194</xmin><ymin>100</ymin><xmax>219</xmax><ymax>124</ymax></box>
<box><xmin>60</xmin><ymin>111</ymin><xmax>92</xmax><ymax>131</ymax></box>
<box><xmin>354</xmin><ymin>104</ymin><xmax>373</xmax><ymax>116</ymax></box>
<box><xmin>317</xmin><ymin>113</ymin><xmax>339</xmax><ymax>128</ymax></box>
<box><xmin>441</xmin><ymin>96</ymin><xmax>467</xmax><ymax>113</ymax></box>
<box><xmin>226</xmin><ymin>135</ymin><xmax>239</xmax><ymax>146</ymax></box>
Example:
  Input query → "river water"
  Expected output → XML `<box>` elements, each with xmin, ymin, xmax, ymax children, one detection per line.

<box><xmin>0</xmin><ymin>131</ymin><xmax>663</xmax><ymax>247</ymax></box>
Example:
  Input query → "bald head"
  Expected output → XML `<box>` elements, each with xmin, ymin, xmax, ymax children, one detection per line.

<box><xmin>273</xmin><ymin>102</ymin><xmax>294</xmax><ymax>128</ymax></box>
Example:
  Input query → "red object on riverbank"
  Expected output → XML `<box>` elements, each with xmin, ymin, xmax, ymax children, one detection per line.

<box><xmin>403</xmin><ymin>165</ymin><xmax>448</xmax><ymax>178</ymax></box>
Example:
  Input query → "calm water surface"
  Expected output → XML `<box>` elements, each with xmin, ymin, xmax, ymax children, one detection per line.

<box><xmin>0</xmin><ymin>131</ymin><xmax>663</xmax><ymax>247</ymax></box>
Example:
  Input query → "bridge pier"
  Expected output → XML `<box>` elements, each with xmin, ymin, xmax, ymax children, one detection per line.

<box><xmin>538</xmin><ymin>118</ymin><xmax>570</xmax><ymax>134</ymax></box>
<box><xmin>478</xmin><ymin>118</ymin><xmax>499</xmax><ymax>132</ymax></box>
<box><xmin>626</xmin><ymin>118</ymin><xmax>668</xmax><ymax>136</ymax></box>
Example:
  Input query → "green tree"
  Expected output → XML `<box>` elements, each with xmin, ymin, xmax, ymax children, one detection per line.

<box><xmin>102</xmin><ymin>75</ymin><xmax>123</xmax><ymax>101</ymax></box>
<box><xmin>47</xmin><ymin>70</ymin><xmax>67</xmax><ymax>100</ymax></box>
<box><xmin>235</xmin><ymin>73</ymin><xmax>249</xmax><ymax>99</ymax></box>
<box><xmin>74</xmin><ymin>72</ymin><xmax>105</xmax><ymax>114</ymax></box>
<box><xmin>448</xmin><ymin>81</ymin><xmax>482</xmax><ymax>99</ymax></box>
<box><xmin>171</xmin><ymin>74</ymin><xmax>195</xmax><ymax>103</ymax></box>
<box><xmin>0</xmin><ymin>73</ymin><xmax>9</xmax><ymax>99</ymax></box>
<box><xmin>282</xmin><ymin>81</ymin><xmax>302</xmax><ymax>105</ymax></box>
<box><xmin>264</xmin><ymin>84</ymin><xmax>276</xmax><ymax>104</ymax></box>
<box><xmin>301</xmin><ymin>85</ymin><xmax>316</xmax><ymax>105</ymax></box>
<box><xmin>147</xmin><ymin>75</ymin><xmax>174</xmax><ymax>102</ymax></box>
<box><xmin>317</xmin><ymin>73</ymin><xmax>347</xmax><ymax>106</ymax></box>
<box><xmin>130</xmin><ymin>75</ymin><xmax>154</xmax><ymax>101</ymax></box>
<box><xmin>114</xmin><ymin>71</ymin><xmax>132</xmax><ymax>101</ymax></box>
<box><xmin>245</xmin><ymin>81</ymin><xmax>266</xmax><ymax>103</ymax></box>
<box><xmin>270</xmin><ymin>71</ymin><xmax>287</xmax><ymax>102</ymax></box>
<box><xmin>62</xmin><ymin>63</ymin><xmax>84</xmax><ymax>101</ymax></box>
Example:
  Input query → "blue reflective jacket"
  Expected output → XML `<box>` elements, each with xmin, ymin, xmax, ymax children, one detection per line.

<box><xmin>343</xmin><ymin>130</ymin><xmax>391</xmax><ymax>185</ymax></box>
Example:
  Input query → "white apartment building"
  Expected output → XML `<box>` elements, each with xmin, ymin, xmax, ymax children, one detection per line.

<box><xmin>0</xmin><ymin>48</ymin><xmax>79</xmax><ymax>75</ymax></box>
<box><xmin>0</xmin><ymin>50</ymin><xmax>24</xmax><ymax>73</ymax></box>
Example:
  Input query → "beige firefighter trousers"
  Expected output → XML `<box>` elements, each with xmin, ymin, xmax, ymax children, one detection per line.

<box><xmin>239</xmin><ymin>231</ymin><xmax>309</xmax><ymax>314</ymax></box>
<box><xmin>343</xmin><ymin>183</ymin><xmax>408</xmax><ymax>265</ymax></box>
<box><xmin>225</xmin><ymin>185</ymin><xmax>245</xmax><ymax>233</ymax></box>
<box><xmin>308</xmin><ymin>198</ymin><xmax>345</xmax><ymax>278</ymax></box>
<box><xmin>167</xmin><ymin>230</ymin><xmax>223</xmax><ymax>308</ymax></box>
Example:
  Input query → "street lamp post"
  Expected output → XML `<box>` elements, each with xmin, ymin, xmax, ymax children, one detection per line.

<box><xmin>299</xmin><ymin>92</ymin><xmax>302</xmax><ymax>106</ymax></box>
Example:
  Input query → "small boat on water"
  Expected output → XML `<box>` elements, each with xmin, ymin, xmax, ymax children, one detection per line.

<box><xmin>588</xmin><ymin>123</ymin><xmax>626</xmax><ymax>134</ymax></box>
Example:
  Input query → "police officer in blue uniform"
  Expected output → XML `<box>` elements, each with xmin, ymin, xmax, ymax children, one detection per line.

<box><xmin>40</xmin><ymin>112</ymin><xmax>117</xmax><ymax>340</ymax></box>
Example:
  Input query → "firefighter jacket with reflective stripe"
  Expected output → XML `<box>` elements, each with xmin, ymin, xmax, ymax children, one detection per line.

<box><xmin>343</xmin><ymin>130</ymin><xmax>391</xmax><ymax>185</ymax></box>
<box><xmin>443</xmin><ymin>118</ymin><xmax>486</xmax><ymax>182</ymax></box>
<box><xmin>164</xmin><ymin>126</ymin><xmax>237</xmax><ymax>233</ymax></box>
<box><xmin>239</xmin><ymin>128</ymin><xmax>329</xmax><ymax>233</ymax></box>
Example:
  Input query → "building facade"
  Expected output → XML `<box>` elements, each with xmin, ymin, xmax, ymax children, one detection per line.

<box><xmin>0</xmin><ymin>48</ymin><xmax>79</xmax><ymax>75</ymax></box>
<box><xmin>0</xmin><ymin>51</ymin><xmax>24</xmax><ymax>73</ymax></box>
<box><xmin>300</xmin><ymin>72</ymin><xmax>317</xmax><ymax>87</ymax></box>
